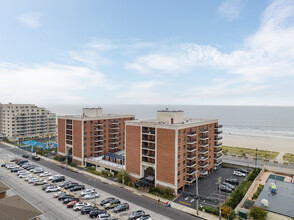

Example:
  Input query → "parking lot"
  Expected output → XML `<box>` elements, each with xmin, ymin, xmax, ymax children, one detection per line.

<box><xmin>174</xmin><ymin>167</ymin><xmax>247</xmax><ymax>209</ymax></box>
<box><xmin>0</xmin><ymin>147</ymin><xmax>169</xmax><ymax>220</ymax></box>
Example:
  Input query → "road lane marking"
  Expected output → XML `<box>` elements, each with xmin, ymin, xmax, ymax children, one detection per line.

<box><xmin>185</xmin><ymin>197</ymin><xmax>189</xmax><ymax>200</ymax></box>
<box><xmin>179</xmin><ymin>201</ymin><xmax>191</xmax><ymax>206</ymax></box>
<box><xmin>190</xmin><ymin>199</ymin><xmax>194</xmax><ymax>202</ymax></box>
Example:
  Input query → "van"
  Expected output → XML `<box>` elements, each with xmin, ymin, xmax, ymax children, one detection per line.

<box><xmin>104</xmin><ymin>199</ymin><xmax>120</xmax><ymax>210</ymax></box>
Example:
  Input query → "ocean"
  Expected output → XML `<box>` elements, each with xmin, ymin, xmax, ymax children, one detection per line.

<box><xmin>43</xmin><ymin>104</ymin><xmax>294</xmax><ymax>139</ymax></box>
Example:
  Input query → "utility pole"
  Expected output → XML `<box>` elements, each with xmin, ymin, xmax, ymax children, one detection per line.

<box><xmin>218</xmin><ymin>177</ymin><xmax>222</xmax><ymax>220</ymax></box>
<box><xmin>195</xmin><ymin>170</ymin><xmax>199</xmax><ymax>215</ymax></box>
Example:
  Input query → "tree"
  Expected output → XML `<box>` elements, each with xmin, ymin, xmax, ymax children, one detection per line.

<box><xmin>116</xmin><ymin>170</ymin><xmax>130</xmax><ymax>183</ymax></box>
<box><xmin>249</xmin><ymin>206</ymin><xmax>267</xmax><ymax>220</ymax></box>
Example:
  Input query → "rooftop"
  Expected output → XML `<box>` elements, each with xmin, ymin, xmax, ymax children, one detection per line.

<box><xmin>255</xmin><ymin>179</ymin><xmax>294</xmax><ymax>218</ymax></box>
<box><xmin>58</xmin><ymin>114</ymin><xmax>135</xmax><ymax>120</ymax></box>
<box><xmin>0</xmin><ymin>181</ymin><xmax>10</xmax><ymax>193</ymax></box>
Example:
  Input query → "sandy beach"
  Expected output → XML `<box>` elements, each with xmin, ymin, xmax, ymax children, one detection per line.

<box><xmin>222</xmin><ymin>134</ymin><xmax>294</xmax><ymax>153</ymax></box>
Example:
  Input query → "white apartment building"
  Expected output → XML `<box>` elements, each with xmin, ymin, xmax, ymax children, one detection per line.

<box><xmin>0</xmin><ymin>103</ymin><xmax>56</xmax><ymax>141</ymax></box>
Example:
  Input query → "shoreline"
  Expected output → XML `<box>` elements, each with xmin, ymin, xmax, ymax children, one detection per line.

<box><xmin>222</xmin><ymin>133</ymin><xmax>294</xmax><ymax>153</ymax></box>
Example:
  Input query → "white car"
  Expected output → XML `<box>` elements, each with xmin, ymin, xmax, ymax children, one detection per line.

<box><xmin>28</xmin><ymin>178</ymin><xmax>40</xmax><ymax>184</ymax></box>
<box><xmin>48</xmin><ymin>174</ymin><xmax>62</xmax><ymax>181</ymax></box>
<box><xmin>34</xmin><ymin>179</ymin><xmax>47</xmax><ymax>185</ymax></box>
<box><xmin>97</xmin><ymin>213</ymin><xmax>112</xmax><ymax>220</ymax></box>
<box><xmin>17</xmin><ymin>171</ymin><xmax>29</xmax><ymax>176</ymax></box>
<box><xmin>40</xmin><ymin>172</ymin><xmax>51</xmax><ymax>177</ymax></box>
<box><xmin>45</xmin><ymin>186</ymin><xmax>60</xmax><ymax>193</ymax></box>
<box><xmin>80</xmin><ymin>188</ymin><xmax>95</xmax><ymax>196</ymax></box>
<box><xmin>233</xmin><ymin>171</ymin><xmax>246</xmax><ymax>177</ymax></box>
<box><xmin>19</xmin><ymin>173</ymin><xmax>31</xmax><ymax>178</ymax></box>
<box><xmin>135</xmin><ymin>215</ymin><xmax>152</xmax><ymax>220</ymax></box>
<box><xmin>83</xmin><ymin>192</ymin><xmax>100</xmax><ymax>200</ymax></box>
<box><xmin>7</xmin><ymin>165</ymin><xmax>19</xmax><ymax>169</ymax></box>
<box><xmin>73</xmin><ymin>202</ymin><xmax>91</xmax><ymax>211</ymax></box>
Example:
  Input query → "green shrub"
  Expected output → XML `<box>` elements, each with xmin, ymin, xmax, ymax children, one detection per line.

<box><xmin>69</xmin><ymin>162</ymin><xmax>78</xmax><ymax>168</ymax></box>
<box><xmin>101</xmin><ymin>170</ymin><xmax>113</xmax><ymax>178</ymax></box>
<box><xmin>148</xmin><ymin>186</ymin><xmax>175</xmax><ymax>200</ymax></box>
<box><xmin>253</xmin><ymin>184</ymin><xmax>264</xmax><ymax>200</ymax></box>
<box><xmin>249</xmin><ymin>206</ymin><xmax>267</xmax><ymax>220</ymax></box>
<box><xmin>200</xmin><ymin>206</ymin><xmax>219</xmax><ymax>216</ymax></box>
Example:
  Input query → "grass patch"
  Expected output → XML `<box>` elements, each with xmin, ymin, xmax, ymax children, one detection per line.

<box><xmin>283</xmin><ymin>153</ymin><xmax>294</xmax><ymax>163</ymax></box>
<box><xmin>222</xmin><ymin>146</ymin><xmax>279</xmax><ymax>159</ymax></box>
<box><xmin>253</xmin><ymin>184</ymin><xmax>264</xmax><ymax>200</ymax></box>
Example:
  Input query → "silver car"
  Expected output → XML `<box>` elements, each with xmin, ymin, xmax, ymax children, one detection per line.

<box><xmin>83</xmin><ymin>192</ymin><xmax>100</xmax><ymax>200</ymax></box>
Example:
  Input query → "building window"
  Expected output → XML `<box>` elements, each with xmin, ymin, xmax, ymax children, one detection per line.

<box><xmin>183</xmin><ymin>176</ymin><xmax>186</xmax><ymax>181</ymax></box>
<box><xmin>90</xmin><ymin>121</ymin><xmax>93</xmax><ymax>124</ymax></box>
<box><xmin>183</xmin><ymin>168</ymin><xmax>186</xmax><ymax>174</ymax></box>
<box><xmin>183</xmin><ymin>153</ymin><xmax>186</xmax><ymax>159</ymax></box>
<box><xmin>178</xmin><ymin>179</ymin><xmax>180</xmax><ymax>184</ymax></box>
<box><xmin>84</xmin><ymin>138</ymin><xmax>87</xmax><ymax>141</ymax></box>
<box><xmin>178</xmin><ymin>147</ymin><xmax>180</xmax><ymax>152</ymax></box>
<box><xmin>178</xmin><ymin>155</ymin><xmax>180</xmax><ymax>160</ymax></box>
<box><xmin>183</xmin><ymin>145</ymin><xmax>186</xmax><ymax>150</ymax></box>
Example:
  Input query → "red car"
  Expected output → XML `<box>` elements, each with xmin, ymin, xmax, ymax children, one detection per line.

<box><xmin>67</xmin><ymin>200</ymin><xmax>78</xmax><ymax>208</ymax></box>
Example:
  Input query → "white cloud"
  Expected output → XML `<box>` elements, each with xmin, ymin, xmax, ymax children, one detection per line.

<box><xmin>0</xmin><ymin>62</ymin><xmax>115</xmax><ymax>104</ymax></box>
<box><xmin>218</xmin><ymin>0</ymin><xmax>244</xmax><ymax>21</ymax></box>
<box><xmin>17</xmin><ymin>13</ymin><xmax>42</xmax><ymax>28</ymax></box>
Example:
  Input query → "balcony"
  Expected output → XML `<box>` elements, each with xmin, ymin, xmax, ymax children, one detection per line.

<box><xmin>142</xmin><ymin>127</ymin><xmax>156</xmax><ymax>135</ymax></box>
<box><xmin>215</xmin><ymin>154</ymin><xmax>222</xmax><ymax>160</ymax></box>
<box><xmin>186</xmin><ymin>178</ymin><xmax>195</xmax><ymax>184</ymax></box>
<box><xmin>111</xmin><ymin>121</ymin><xmax>119</xmax><ymax>125</ymax></box>
<box><xmin>187</xmin><ymin>169</ymin><xmax>196</xmax><ymax>175</ymax></box>
<box><xmin>142</xmin><ymin>157</ymin><xmax>155</xmax><ymax>164</ymax></box>
<box><xmin>199</xmin><ymin>156</ymin><xmax>208</xmax><ymax>161</ymax></box>
<box><xmin>215</xmin><ymin>147</ymin><xmax>222</xmax><ymax>153</ymax></box>
<box><xmin>215</xmin><ymin>136</ymin><xmax>222</xmax><ymax>141</ymax></box>
<box><xmin>200</xmin><ymin>143</ymin><xmax>208</xmax><ymax>148</ymax></box>
<box><xmin>199</xmin><ymin>162</ymin><xmax>208</xmax><ymax>168</ymax></box>
<box><xmin>187</xmin><ymin>161</ymin><xmax>196</xmax><ymax>167</ymax></box>
<box><xmin>215</xmin><ymin>160</ymin><xmax>222</xmax><ymax>166</ymax></box>
<box><xmin>95</xmin><ymin>128</ymin><xmax>103</xmax><ymax>131</ymax></box>
<box><xmin>215</xmin><ymin>124</ymin><xmax>223</xmax><ymax>129</ymax></box>
<box><xmin>200</xmin><ymin>170</ymin><xmax>208</xmax><ymax>175</ymax></box>
<box><xmin>95</xmin><ymin>123</ymin><xmax>103</xmax><ymax>126</ymax></box>
<box><xmin>109</xmin><ymin>131</ymin><xmax>119</xmax><ymax>134</ymax></box>
<box><xmin>187</xmin><ymin>132</ymin><xmax>197</xmax><ymax>137</ymax></box>
<box><xmin>215</xmin><ymin>130</ymin><xmax>223</xmax><ymax>135</ymax></box>
<box><xmin>187</xmin><ymin>147</ymin><xmax>196</xmax><ymax>153</ymax></box>
<box><xmin>94</xmin><ymin>149</ymin><xmax>103</xmax><ymax>153</ymax></box>
<box><xmin>110</xmin><ymin>145</ymin><xmax>119</xmax><ymax>149</ymax></box>
<box><xmin>200</xmin><ymin>129</ymin><xmax>208</xmax><ymax>134</ymax></box>
<box><xmin>142</xmin><ymin>152</ymin><xmax>155</xmax><ymax>158</ymax></box>
<box><xmin>187</xmin><ymin>154</ymin><xmax>196</xmax><ymax>160</ymax></box>
<box><xmin>142</xmin><ymin>144</ymin><xmax>155</xmax><ymax>151</ymax></box>
<box><xmin>199</xmin><ymin>149</ymin><xmax>208</xmax><ymax>155</ymax></box>
<box><xmin>142</xmin><ymin>137</ymin><xmax>155</xmax><ymax>143</ymax></box>
<box><xmin>215</xmin><ymin>142</ymin><xmax>222</xmax><ymax>147</ymax></box>
<box><xmin>200</xmin><ymin>136</ymin><xmax>209</xmax><ymax>141</ymax></box>
<box><xmin>95</xmin><ymin>133</ymin><xmax>103</xmax><ymax>137</ymax></box>
<box><xmin>95</xmin><ymin>139</ymin><xmax>103</xmax><ymax>143</ymax></box>
<box><xmin>110</xmin><ymin>136</ymin><xmax>119</xmax><ymax>139</ymax></box>
<box><xmin>187</xmin><ymin>139</ymin><xmax>197</xmax><ymax>145</ymax></box>
<box><xmin>110</xmin><ymin>141</ymin><xmax>119</xmax><ymax>145</ymax></box>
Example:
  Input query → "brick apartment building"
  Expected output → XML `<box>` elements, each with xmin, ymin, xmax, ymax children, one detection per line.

<box><xmin>125</xmin><ymin>109</ymin><xmax>222</xmax><ymax>193</ymax></box>
<box><xmin>58</xmin><ymin>108</ymin><xmax>135</xmax><ymax>165</ymax></box>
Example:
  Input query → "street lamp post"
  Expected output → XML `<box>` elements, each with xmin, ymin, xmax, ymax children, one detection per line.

<box><xmin>195</xmin><ymin>170</ymin><xmax>199</xmax><ymax>215</ymax></box>
<box><xmin>89</xmin><ymin>178</ymin><xmax>97</xmax><ymax>207</ymax></box>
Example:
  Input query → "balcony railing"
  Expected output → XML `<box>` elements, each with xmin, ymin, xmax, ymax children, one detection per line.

<box><xmin>199</xmin><ymin>149</ymin><xmax>208</xmax><ymax>154</ymax></box>
<box><xmin>187</xmin><ymin>154</ymin><xmax>196</xmax><ymax>160</ymax></box>
<box><xmin>186</xmin><ymin>178</ymin><xmax>195</xmax><ymax>184</ymax></box>
<box><xmin>199</xmin><ymin>156</ymin><xmax>208</xmax><ymax>161</ymax></box>
<box><xmin>215</xmin><ymin>147</ymin><xmax>222</xmax><ymax>153</ymax></box>
<box><xmin>95</xmin><ymin>139</ymin><xmax>103</xmax><ymax>143</ymax></box>
<box><xmin>142</xmin><ymin>137</ymin><xmax>155</xmax><ymax>142</ymax></box>
<box><xmin>215</xmin><ymin>130</ymin><xmax>223</xmax><ymax>134</ymax></box>
<box><xmin>187</xmin><ymin>147</ymin><xmax>196</xmax><ymax>152</ymax></box>
<box><xmin>95</xmin><ymin>123</ymin><xmax>103</xmax><ymax>126</ymax></box>
<box><xmin>142</xmin><ymin>145</ymin><xmax>155</xmax><ymax>151</ymax></box>
<box><xmin>187</xmin><ymin>162</ymin><xmax>196</xmax><ymax>167</ymax></box>
<box><xmin>200</xmin><ymin>170</ymin><xmax>208</xmax><ymax>175</ymax></box>
<box><xmin>187</xmin><ymin>140</ymin><xmax>197</xmax><ymax>145</ymax></box>
<box><xmin>200</xmin><ymin>129</ymin><xmax>208</xmax><ymax>133</ymax></box>
<box><xmin>187</xmin><ymin>170</ymin><xmax>196</xmax><ymax>175</ymax></box>
<box><xmin>142</xmin><ymin>153</ymin><xmax>155</xmax><ymax>158</ymax></box>
<box><xmin>215</xmin><ymin>160</ymin><xmax>222</xmax><ymax>166</ymax></box>
<box><xmin>215</xmin><ymin>154</ymin><xmax>222</xmax><ymax>159</ymax></box>
<box><xmin>200</xmin><ymin>137</ymin><xmax>209</xmax><ymax>141</ymax></box>
<box><xmin>187</xmin><ymin>132</ymin><xmax>197</xmax><ymax>137</ymax></box>
<box><xmin>215</xmin><ymin>124</ymin><xmax>223</xmax><ymax>129</ymax></box>
<box><xmin>95</xmin><ymin>133</ymin><xmax>103</xmax><ymax>137</ymax></box>
<box><xmin>142</xmin><ymin>130</ymin><xmax>155</xmax><ymax>135</ymax></box>
<box><xmin>215</xmin><ymin>142</ymin><xmax>222</xmax><ymax>147</ymax></box>
<box><xmin>215</xmin><ymin>136</ymin><xmax>222</xmax><ymax>141</ymax></box>
<box><xmin>95</xmin><ymin>128</ymin><xmax>103</xmax><ymax>131</ymax></box>
<box><xmin>142</xmin><ymin>157</ymin><xmax>155</xmax><ymax>164</ymax></box>
<box><xmin>199</xmin><ymin>162</ymin><xmax>208</xmax><ymax>168</ymax></box>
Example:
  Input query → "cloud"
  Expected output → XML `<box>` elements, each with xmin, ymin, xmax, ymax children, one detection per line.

<box><xmin>17</xmin><ymin>13</ymin><xmax>42</xmax><ymax>28</ymax></box>
<box><xmin>0</xmin><ymin>62</ymin><xmax>116</xmax><ymax>104</ymax></box>
<box><xmin>218</xmin><ymin>0</ymin><xmax>244</xmax><ymax>21</ymax></box>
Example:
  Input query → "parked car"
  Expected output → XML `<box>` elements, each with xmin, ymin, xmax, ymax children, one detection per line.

<box><xmin>67</xmin><ymin>200</ymin><xmax>79</xmax><ymax>208</ymax></box>
<box><xmin>237</xmin><ymin>168</ymin><xmax>250</xmax><ymax>174</ymax></box>
<box><xmin>28</xmin><ymin>177</ymin><xmax>40</xmax><ymax>184</ymax></box>
<box><xmin>52</xmin><ymin>176</ymin><xmax>65</xmax><ymax>183</ymax></box>
<box><xmin>11</xmin><ymin>168</ymin><xmax>23</xmax><ymax>173</ymax></box>
<box><xmin>42</xmin><ymin>184</ymin><xmax>55</xmax><ymax>190</ymax></box>
<box><xmin>233</xmin><ymin>171</ymin><xmax>246</xmax><ymax>177</ymax></box>
<box><xmin>22</xmin><ymin>154</ymin><xmax>29</xmax><ymax>158</ymax></box>
<box><xmin>80</xmin><ymin>188</ymin><xmax>95</xmax><ymax>196</ymax></box>
<box><xmin>1</xmin><ymin>163</ymin><xmax>9</xmax><ymax>167</ymax></box>
<box><xmin>128</xmin><ymin>210</ymin><xmax>145</xmax><ymax>220</ymax></box>
<box><xmin>63</xmin><ymin>197</ymin><xmax>79</xmax><ymax>204</ymax></box>
<box><xmin>64</xmin><ymin>182</ymin><xmax>78</xmax><ymax>189</ymax></box>
<box><xmin>70</xmin><ymin>185</ymin><xmax>85</xmax><ymax>192</ymax></box>
<box><xmin>17</xmin><ymin>160</ymin><xmax>28</xmax><ymax>165</ymax></box>
<box><xmin>113</xmin><ymin>203</ymin><xmax>129</xmax><ymax>213</ymax></box>
<box><xmin>83</xmin><ymin>192</ymin><xmax>100</xmax><ymax>200</ymax></box>
<box><xmin>45</xmin><ymin>186</ymin><xmax>60</xmax><ymax>192</ymax></box>
<box><xmin>40</xmin><ymin>171</ymin><xmax>51</xmax><ymax>177</ymax></box>
<box><xmin>17</xmin><ymin>171</ymin><xmax>29</xmax><ymax>176</ymax></box>
<box><xmin>104</xmin><ymin>199</ymin><xmax>120</xmax><ymax>210</ymax></box>
<box><xmin>58</xmin><ymin>194</ymin><xmax>73</xmax><ymax>201</ymax></box>
<box><xmin>97</xmin><ymin>213</ymin><xmax>112</xmax><ymax>220</ymax></box>
<box><xmin>73</xmin><ymin>202</ymin><xmax>91</xmax><ymax>211</ymax></box>
<box><xmin>32</xmin><ymin>168</ymin><xmax>44</xmax><ymax>174</ymax></box>
<box><xmin>22</xmin><ymin>163</ymin><xmax>33</xmax><ymax>168</ymax></box>
<box><xmin>222</xmin><ymin>182</ymin><xmax>235</xmax><ymax>190</ymax></box>
<box><xmin>59</xmin><ymin>181</ymin><xmax>71</xmax><ymax>188</ymax></box>
<box><xmin>80</xmin><ymin>205</ymin><xmax>94</xmax><ymax>215</ymax></box>
<box><xmin>100</xmin><ymin>197</ymin><xmax>115</xmax><ymax>206</ymax></box>
<box><xmin>218</xmin><ymin>185</ymin><xmax>233</xmax><ymax>193</ymax></box>
<box><xmin>54</xmin><ymin>191</ymin><xmax>66</xmax><ymax>198</ymax></box>
<box><xmin>10</xmin><ymin>158</ymin><xmax>19</xmax><ymax>162</ymax></box>
<box><xmin>25</xmin><ymin>176</ymin><xmax>37</xmax><ymax>182</ymax></box>
<box><xmin>225</xmin><ymin>178</ymin><xmax>239</xmax><ymax>185</ymax></box>
<box><xmin>89</xmin><ymin>208</ymin><xmax>107</xmax><ymax>218</ymax></box>
<box><xmin>136</xmin><ymin>214</ymin><xmax>152</xmax><ymax>220</ymax></box>
<box><xmin>25</xmin><ymin>165</ymin><xmax>38</xmax><ymax>170</ymax></box>
<box><xmin>34</xmin><ymin>179</ymin><xmax>47</xmax><ymax>185</ymax></box>
<box><xmin>19</xmin><ymin>173</ymin><xmax>31</xmax><ymax>178</ymax></box>
<box><xmin>32</xmin><ymin>155</ymin><xmax>40</xmax><ymax>161</ymax></box>
<box><xmin>7</xmin><ymin>165</ymin><xmax>19</xmax><ymax>169</ymax></box>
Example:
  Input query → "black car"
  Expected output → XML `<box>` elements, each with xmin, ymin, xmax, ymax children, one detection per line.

<box><xmin>58</xmin><ymin>194</ymin><xmax>73</xmax><ymax>201</ymax></box>
<box><xmin>89</xmin><ymin>208</ymin><xmax>107</xmax><ymax>218</ymax></box>
<box><xmin>32</xmin><ymin>155</ymin><xmax>40</xmax><ymax>161</ymax></box>
<box><xmin>70</xmin><ymin>185</ymin><xmax>85</xmax><ymax>192</ymax></box>
<box><xmin>100</xmin><ymin>197</ymin><xmax>115</xmax><ymax>206</ymax></box>
<box><xmin>80</xmin><ymin>206</ymin><xmax>94</xmax><ymax>215</ymax></box>
<box><xmin>114</xmin><ymin>203</ymin><xmax>129</xmax><ymax>213</ymax></box>
<box><xmin>22</xmin><ymin>154</ymin><xmax>29</xmax><ymax>158</ymax></box>
<box><xmin>11</xmin><ymin>168</ymin><xmax>23</xmax><ymax>173</ymax></box>
<box><xmin>64</xmin><ymin>182</ymin><xmax>78</xmax><ymax>189</ymax></box>
<box><xmin>1</xmin><ymin>163</ymin><xmax>9</xmax><ymax>167</ymax></box>
<box><xmin>63</xmin><ymin>197</ymin><xmax>79</xmax><ymax>204</ymax></box>
<box><xmin>52</xmin><ymin>176</ymin><xmax>65</xmax><ymax>183</ymax></box>
<box><xmin>218</xmin><ymin>185</ymin><xmax>232</xmax><ymax>193</ymax></box>
<box><xmin>225</xmin><ymin>178</ymin><xmax>239</xmax><ymax>185</ymax></box>
<box><xmin>60</xmin><ymin>181</ymin><xmax>71</xmax><ymax>188</ymax></box>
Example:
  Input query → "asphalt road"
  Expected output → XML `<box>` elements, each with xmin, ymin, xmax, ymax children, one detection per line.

<box><xmin>0</xmin><ymin>143</ymin><xmax>201</xmax><ymax>220</ymax></box>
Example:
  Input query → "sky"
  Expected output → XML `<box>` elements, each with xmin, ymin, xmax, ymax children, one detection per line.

<box><xmin>0</xmin><ymin>0</ymin><xmax>294</xmax><ymax>106</ymax></box>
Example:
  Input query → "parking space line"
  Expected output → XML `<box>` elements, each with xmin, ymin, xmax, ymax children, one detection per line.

<box><xmin>179</xmin><ymin>201</ymin><xmax>192</xmax><ymax>206</ymax></box>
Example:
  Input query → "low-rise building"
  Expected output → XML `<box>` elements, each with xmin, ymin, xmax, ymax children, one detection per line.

<box><xmin>57</xmin><ymin>107</ymin><xmax>135</xmax><ymax>165</ymax></box>
<box><xmin>125</xmin><ymin>109</ymin><xmax>223</xmax><ymax>193</ymax></box>
<box><xmin>0</xmin><ymin>103</ymin><xmax>56</xmax><ymax>141</ymax></box>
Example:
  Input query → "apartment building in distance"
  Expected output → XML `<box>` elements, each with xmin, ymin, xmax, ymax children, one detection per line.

<box><xmin>57</xmin><ymin>108</ymin><xmax>135</xmax><ymax>165</ymax></box>
<box><xmin>0</xmin><ymin>103</ymin><xmax>56</xmax><ymax>141</ymax></box>
<box><xmin>125</xmin><ymin>109</ymin><xmax>223</xmax><ymax>193</ymax></box>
